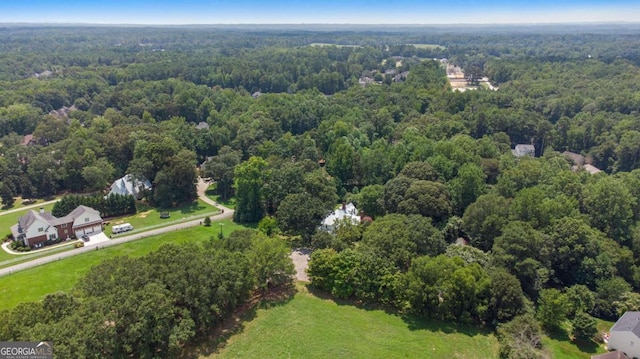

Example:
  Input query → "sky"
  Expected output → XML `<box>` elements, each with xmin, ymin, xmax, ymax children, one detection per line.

<box><xmin>0</xmin><ymin>0</ymin><xmax>639</xmax><ymax>25</ymax></box>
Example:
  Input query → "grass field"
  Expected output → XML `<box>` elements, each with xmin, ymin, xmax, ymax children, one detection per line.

<box><xmin>0</xmin><ymin>197</ymin><xmax>58</xmax><ymax>212</ymax></box>
<box><xmin>207</xmin><ymin>284</ymin><xmax>499</xmax><ymax>358</ymax></box>
<box><xmin>543</xmin><ymin>319</ymin><xmax>611</xmax><ymax>359</ymax></box>
<box><xmin>0</xmin><ymin>242</ymin><xmax>76</xmax><ymax>269</ymax></box>
<box><xmin>0</xmin><ymin>219</ymin><xmax>251</xmax><ymax>311</ymax></box>
<box><xmin>205</xmin><ymin>186</ymin><xmax>236</xmax><ymax>210</ymax></box>
<box><xmin>106</xmin><ymin>199</ymin><xmax>219</xmax><ymax>236</ymax></box>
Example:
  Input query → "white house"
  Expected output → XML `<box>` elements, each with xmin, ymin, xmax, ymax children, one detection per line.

<box><xmin>512</xmin><ymin>144</ymin><xmax>535</xmax><ymax>158</ymax></box>
<box><xmin>320</xmin><ymin>203</ymin><xmax>361</xmax><ymax>233</ymax></box>
<box><xmin>108</xmin><ymin>174</ymin><xmax>151</xmax><ymax>200</ymax></box>
<box><xmin>607</xmin><ymin>311</ymin><xmax>640</xmax><ymax>359</ymax></box>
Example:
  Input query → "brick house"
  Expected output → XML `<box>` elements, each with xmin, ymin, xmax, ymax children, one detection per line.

<box><xmin>11</xmin><ymin>205</ymin><xmax>103</xmax><ymax>249</ymax></box>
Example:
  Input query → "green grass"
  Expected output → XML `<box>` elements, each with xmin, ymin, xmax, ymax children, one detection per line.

<box><xmin>0</xmin><ymin>203</ymin><xmax>57</xmax><ymax>253</ymax></box>
<box><xmin>0</xmin><ymin>196</ymin><xmax>58</xmax><ymax>212</ymax></box>
<box><xmin>105</xmin><ymin>199</ymin><xmax>220</xmax><ymax>235</ymax></box>
<box><xmin>0</xmin><ymin>219</ymin><xmax>252</xmax><ymax>311</ymax></box>
<box><xmin>208</xmin><ymin>285</ymin><xmax>499</xmax><ymax>359</ymax></box>
<box><xmin>542</xmin><ymin>319</ymin><xmax>613</xmax><ymax>359</ymax></box>
<box><xmin>205</xmin><ymin>186</ymin><xmax>236</xmax><ymax>210</ymax></box>
<box><xmin>0</xmin><ymin>242</ymin><xmax>76</xmax><ymax>269</ymax></box>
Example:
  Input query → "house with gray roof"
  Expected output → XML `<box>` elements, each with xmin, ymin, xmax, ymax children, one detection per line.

<box><xmin>606</xmin><ymin>311</ymin><xmax>640</xmax><ymax>359</ymax></box>
<box><xmin>512</xmin><ymin>144</ymin><xmax>535</xmax><ymax>158</ymax></box>
<box><xmin>108</xmin><ymin>174</ymin><xmax>151</xmax><ymax>200</ymax></box>
<box><xmin>11</xmin><ymin>205</ymin><xmax>103</xmax><ymax>248</ymax></box>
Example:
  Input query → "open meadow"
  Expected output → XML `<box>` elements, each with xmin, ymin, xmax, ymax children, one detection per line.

<box><xmin>207</xmin><ymin>284</ymin><xmax>499</xmax><ymax>359</ymax></box>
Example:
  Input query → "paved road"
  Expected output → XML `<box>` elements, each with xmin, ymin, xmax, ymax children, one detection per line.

<box><xmin>0</xmin><ymin>198</ymin><xmax>60</xmax><ymax>216</ymax></box>
<box><xmin>0</xmin><ymin>178</ymin><xmax>233</xmax><ymax>277</ymax></box>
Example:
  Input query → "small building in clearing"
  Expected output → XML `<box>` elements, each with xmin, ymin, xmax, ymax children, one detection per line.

<box><xmin>320</xmin><ymin>202</ymin><xmax>361</xmax><ymax>233</ymax></box>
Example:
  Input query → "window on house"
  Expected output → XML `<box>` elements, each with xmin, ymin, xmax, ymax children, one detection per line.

<box><xmin>85</xmin><ymin>217</ymin><xmax>90</xmax><ymax>223</ymax></box>
<box><xmin>48</xmin><ymin>234</ymin><xmax>56</xmax><ymax>240</ymax></box>
<box><xmin>61</xmin><ymin>223</ymin><xmax>67</xmax><ymax>228</ymax></box>
<box><xmin>38</xmin><ymin>227</ymin><xmax>44</xmax><ymax>232</ymax></box>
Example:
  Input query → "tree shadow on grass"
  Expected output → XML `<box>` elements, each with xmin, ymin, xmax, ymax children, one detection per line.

<box><xmin>304</xmin><ymin>284</ymin><xmax>489</xmax><ymax>338</ymax></box>
<box><xmin>400</xmin><ymin>313</ymin><xmax>493</xmax><ymax>337</ymax></box>
<box><xmin>180</xmin><ymin>282</ymin><xmax>296</xmax><ymax>359</ymax></box>
<box><xmin>571</xmin><ymin>338</ymin><xmax>601</xmax><ymax>354</ymax></box>
<box><xmin>178</xmin><ymin>201</ymin><xmax>206</xmax><ymax>215</ymax></box>
<box><xmin>547</xmin><ymin>327</ymin><xmax>570</xmax><ymax>342</ymax></box>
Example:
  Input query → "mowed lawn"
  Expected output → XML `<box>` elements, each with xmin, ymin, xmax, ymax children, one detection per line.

<box><xmin>205</xmin><ymin>185</ymin><xmax>236</xmax><ymax>210</ymax></box>
<box><xmin>543</xmin><ymin>319</ymin><xmax>612</xmax><ymax>359</ymax></box>
<box><xmin>0</xmin><ymin>202</ymin><xmax>57</xmax><ymax>262</ymax></box>
<box><xmin>0</xmin><ymin>219</ymin><xmax>250</xmax><ymax>311</ymax></box>
<box><xmin>106</xmin><ymin>199</ymin><xmax>220</xmax><ymax>235</ymax></box>
<box><xmin>210</xmin><ymin>285</ymin><xmax>499</xmax><ymax>359</ymax></box>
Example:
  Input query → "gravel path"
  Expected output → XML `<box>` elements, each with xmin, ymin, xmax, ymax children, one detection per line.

<box><xmin>290</xmin><ymin>248</ymin><xmax>311</xmax><ymax>282</ymax></box>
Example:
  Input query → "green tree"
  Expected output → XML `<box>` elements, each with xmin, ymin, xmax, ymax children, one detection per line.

<box><xmin>0</xmin><ymin>182</ymin><xmax>15</xmax><ymax>208</ymax></box>
<box><xmin>536</xmin><ymin>288</ymin><xmax>569</xmax><ymax>331</ymax></box>
<box><xmin>250</xmin><ymin>235</ymin><xmax>295</xmax><ymax>292</ymax></box>
<box><xmin>488</xmin><ymin>269</ymin><xmax>526</xmax><ymax>325</ymax></box>
<box><xmin>583</xmin><ymin>176</ymin><xmax>635</xmax><ymax>243</ymax></box>
<box><xmin>277</xmin><ymin>193</ymin><xmax>327</xmax><ymax>240</ymax></box>
<box><xmin>462</xmin><ymin>194</ymin><xmax>510</xmax><ymax>251</ymax></box>
<box><xmin>202</xmin><ymin>146</ymin><xmax>241</xmax><ymax>201</ymax></box>
<box><xmin>571</xmin><ymin>311</ymin><xmax>597</xmax><ymax>341</ymax></box>
<box><xmin>234</xmin><ymin>156</ymin><xmax>268</xmax><ymax>223</ymax></box>
<box><xmin>497</xmin><ymin>314</ymin><xmax>547</xmax><ymax>359</ymax></box>
<box><xmin>397</xmin><ymin>180</ymin><xmax>451</xmax><ymax>223</ymax></box>
<box><xmin>361</xmin><ymin>213</ymin><xmax>446</xmax><ymax>270</ymax></box>
<box><xmin>448</xmin><ymin>162</ymin><xmax>486</xmax><ymax>215</ymax></box>
<box><xmin>257</xmin><ymin>215</ymin><xmax>279</xmax><ymax>236</ymax></box>
<box><xmin>355</xmin><ymin>184</ymin><xmax>384</xmax><ymax>218</ymax></box>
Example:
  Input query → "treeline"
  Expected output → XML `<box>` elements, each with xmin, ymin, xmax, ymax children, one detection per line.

<box><xmin>0</xmin><ymin>230</ymin><xmax>294</xmax><ymax>358</ymax></box>
<box><xmin>52</xmin><ymin>193</ymin><xmax>136</xmax><ymax>218</ymax></box>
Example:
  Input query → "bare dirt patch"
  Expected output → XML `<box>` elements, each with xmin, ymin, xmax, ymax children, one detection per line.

<box><xmin>290</xmin><ymin>248</ymin><xmax>311</xmax><ymax>282</ymax></box>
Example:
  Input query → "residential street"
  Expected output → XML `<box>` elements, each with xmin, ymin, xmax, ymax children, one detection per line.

<box><xmin>0</xmin><ymin>198</ymin><xmax>60</xmax><ymax>217</ymax></box>
<box><xmin>0</xmin><ymin>178</ymin><xmax>233</xmax><ymax>277</ymax></box>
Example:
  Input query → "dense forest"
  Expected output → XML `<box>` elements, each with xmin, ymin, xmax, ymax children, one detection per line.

<box><xmin>2</xmin><ymin>25</ymin><xmax>640</xmax><ymax>358</ymax></box>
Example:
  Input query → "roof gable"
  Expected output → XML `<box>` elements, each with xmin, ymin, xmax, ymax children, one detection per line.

<box><xmin>612</xmin><ymin>311</ymin><xmax>640</xmax><ymax>338</ymax></box>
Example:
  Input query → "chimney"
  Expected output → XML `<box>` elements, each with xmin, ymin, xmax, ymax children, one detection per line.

<box><xmin>39</xmin><ymin>207</ymin><xmax>44</xmax><ymax>214</ymax></box>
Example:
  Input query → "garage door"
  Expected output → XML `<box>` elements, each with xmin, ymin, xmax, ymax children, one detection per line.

<box><xmin>75</xmin><ymin>229</ymin><xmax>84</xmax><ymax>238</ymax></box>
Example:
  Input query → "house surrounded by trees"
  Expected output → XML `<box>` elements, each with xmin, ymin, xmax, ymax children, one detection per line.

<box><xmin>10</xmin><ymin>205</ymin><xmax>103</xmax><ymax>248</ymax></box>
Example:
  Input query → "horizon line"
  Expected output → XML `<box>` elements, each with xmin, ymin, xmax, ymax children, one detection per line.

<box><xmin>2</xmin><ymin>21</ymin><xmax>640</xmax><ymax>27</ymax></box>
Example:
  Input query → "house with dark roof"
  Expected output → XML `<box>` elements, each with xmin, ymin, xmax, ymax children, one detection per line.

<box><xmin>606</xmin><ymin>311</ymin><xmax>640</xmax><ymax>359</ymax></box>
<box><xmin>11</xmin><ymin>205</ymin><xmax>103</xmax><ymax>248</ymax></box>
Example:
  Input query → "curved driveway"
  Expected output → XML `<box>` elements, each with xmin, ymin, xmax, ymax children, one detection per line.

<box><xmin>0</xmin><ymin>179</ymin><xmax>233</xmax><ymax>277</ymax></box>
